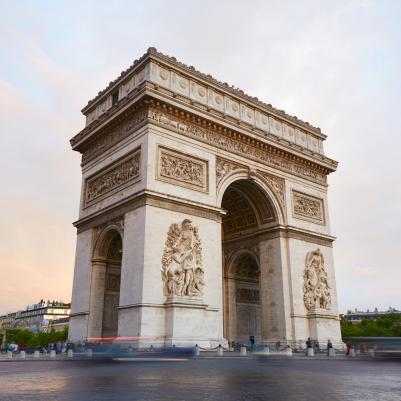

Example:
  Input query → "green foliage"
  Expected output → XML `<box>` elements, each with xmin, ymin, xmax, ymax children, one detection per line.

<box><xmin>341</xmin><ymin>313</ymin><xmax>401</xmax><ymax>337</ymax></box>
<box><xmin>2</xmin><ymin>326</ymin><xmax>69</xmax><ymax>347</ymax></box>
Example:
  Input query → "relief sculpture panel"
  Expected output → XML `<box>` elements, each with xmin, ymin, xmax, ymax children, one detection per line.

<box><xmin>85</xmin><ymin>149</ymin><xmax>140</xmax><ymax>207</ymax></box>
<box><xmin>292</xmin><ymin>190</ymin><xmax>325</xmax><ymax>224</ymax></box>
<box><xmin>215</xmin><ymin>157</ymin><xmax>244</xmax><ymax>189</ymax></box>
<box><xmin>161</xmin><ymin>219</ymin><xmax>204</xmax><ymax>297</ymax></box>
<box><xmin>157</xmin><ymin>146</ymin><xmax>208</xmax><ymax>192</ymax></box>
<box><xmin>303</xmin><ymin>249</ymin><xmax>331</xmax><ymax>311</ymax></box>
<box><xmin>259</xmin><ymin>171</ymin><xmax>286</xmax><ymax>215</ymax></box>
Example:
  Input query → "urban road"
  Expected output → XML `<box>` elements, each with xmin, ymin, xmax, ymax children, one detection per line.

<box><xmin>0</xmin><ymin>355</ymin><xmax>400</xmax><ymax>401</ymax></box>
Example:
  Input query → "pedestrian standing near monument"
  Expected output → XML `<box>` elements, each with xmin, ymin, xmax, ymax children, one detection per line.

<box><xmin>305</xmin><ymin>337</ymin><xmax>313</xmax><ymax>355</ymax></box>
<box><xmin>346</xmin><ymin>340</ymin><xmax>352</xmax><ymax>356</ymax></box>
<box><xmin>327</xmin><ymin>339</ymin><xmax>333</xmax><ymax>356</ymax></box>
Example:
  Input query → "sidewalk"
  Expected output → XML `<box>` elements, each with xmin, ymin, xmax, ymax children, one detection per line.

<box><xmin>0</xmin><ymin>350</ymin><xmax>358</xmax><ymax>362</ymax></box>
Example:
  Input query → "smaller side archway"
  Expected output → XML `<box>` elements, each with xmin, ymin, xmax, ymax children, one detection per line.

<box><xmin>224</xmin><ymin>250</ymin><xmax>261</xmax><ymax>345</ymax></box>
<box><xmin>88</xmin><ymin>227</ymin><xmax>123</xmax><ymax>338</ymax></box>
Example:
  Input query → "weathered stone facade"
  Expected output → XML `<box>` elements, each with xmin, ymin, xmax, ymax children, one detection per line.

<box><xmin>68</xmin><ymin>48</ymin><xmax>342</xmax><ymax>349</ymax></box>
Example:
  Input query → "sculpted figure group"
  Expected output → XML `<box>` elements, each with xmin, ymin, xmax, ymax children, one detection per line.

<box><xmin>303</xmin><ymin>249</ymin><xmax>331</xmax><ymax>310</ymax></box>
<box><xmin>161</xmin><ymin>219</ymin><xmax>204</xmax><ymax>297</ymax></box>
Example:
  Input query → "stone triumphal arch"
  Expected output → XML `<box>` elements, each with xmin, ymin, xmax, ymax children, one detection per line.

<box><xmin>68</xmin><ymin>48</ymin><xmax>342</xmax><ymax>348</ymax></box>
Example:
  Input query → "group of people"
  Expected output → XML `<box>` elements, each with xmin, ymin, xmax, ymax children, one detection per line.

<box><xmin>228</xmin><ymin>336</ymin><xmax>335</xmax><ymax>354</ymax></box>
<box><xmin>228</xmin><ymin>336</ymin><xmax>256</xmax><ymax>351</ymax></box>
<box><xmin>1</xmin><ymin>341</ymin><xmax>74</xmax><ymax>355</ymax></box>
<box><xmin>306</xmin><ymin>337</ymin><xmax>333</xmax><ymax>355</ymax></box>
<box><xmin>5</xmin><ymin>342</ymin><xmax>22</xmax><ymax>354</ymax></box>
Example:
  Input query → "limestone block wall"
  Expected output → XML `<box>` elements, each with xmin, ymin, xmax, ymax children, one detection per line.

<box><xmin>117</xmin><ymin>206</ymin><xmax>147</xmax><ymax>337</ymax></box>
<box><xmin>259</xmin><ymin>237</ymin><xmax>293</xmax><ymax>345</ymax></box>
<box><xmin>146</xmin><ymin>127</ymin><xmax>217</xmax><ymax>206</ymax></box>
<box><xmin>68</xmin><ymin>230</ymin><xmax>92</xmax><ymax>341</ymax></box>
<box><xmin>69</xmin><ymin>109</ymin><xmax>341</xmax><ymax>346</ymax></box>
<box><xmin>78</xmin><ymin>128</ymin><xmax>148</xmax><ymax>220</ymax></box>
<box><xmin>140</xmin><ymin>204</ymin><xmax>224</xmax><ymax>344</ymax></box>
<box><xmin>286</xmin><ymin>238</ymin><xmax>341</xmax><ymax>346</ymax></box>
<box><xmin>116</xmin><ymin>197</ymin><xmax>225</xmax><ymax>344</ymax></box>
<box><xmin>285</xmin><ymin>178</ymin><xmax>331</xmax><ymax>236</ymax></box>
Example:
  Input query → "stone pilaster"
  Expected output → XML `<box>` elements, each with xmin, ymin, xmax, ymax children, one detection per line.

<box><xmin>87</xmin><ymin>260</ymin><xmax>107</xmax><ymax>338</ymax></box>
<box><xmin>259</xmin><ymin>236</ymin><xmax>293</xmax><ymax>346</ymax></box>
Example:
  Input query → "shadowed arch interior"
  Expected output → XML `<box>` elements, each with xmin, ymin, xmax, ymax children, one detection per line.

<box><xmin>225</xmin><ymin>251</ymin><xmax>261</xmax><ymax>345</ymax></box>
<box><xmin>221</xmin><ymin>180</ymin><xmax>276</xmax><ymax>240</ymax></box>
<box><xmin>93</xmin><ymin>229</ymin><xmax>123</xmax><ymax>338</ymax></box>
<box><xmin>222</xmin><ymin>179</ymin><xmax>278</xmax><ymax>345</ymax></box>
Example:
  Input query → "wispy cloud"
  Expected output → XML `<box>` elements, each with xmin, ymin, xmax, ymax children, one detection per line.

<box><xmin>0</xmin><ymin>0</ymin><xmax>400</xmax><ymax>314</ymax></box>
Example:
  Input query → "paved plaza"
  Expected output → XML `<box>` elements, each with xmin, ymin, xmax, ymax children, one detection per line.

<box><xmin>0</xmin><ymin>357</ymin><xmax>399</xmax><ymax>401</ymax></box>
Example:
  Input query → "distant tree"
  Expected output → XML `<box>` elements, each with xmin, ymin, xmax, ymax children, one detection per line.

<box><xmin>341</xmin><ymin>313</ymin><xmax>401</xmax><ymax>337</ymax></box>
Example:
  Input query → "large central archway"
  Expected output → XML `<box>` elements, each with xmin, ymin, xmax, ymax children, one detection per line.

<box><xmin>221</xmin><ymin>178</ymin><xmax>280</xmax><ymax>346</ymax></box>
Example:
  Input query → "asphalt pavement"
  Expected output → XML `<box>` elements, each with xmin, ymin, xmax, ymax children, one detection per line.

<box><xmin>0</xmin><ymin>357</ymin><xmax>399</xmax><ymax>401</ymax></box>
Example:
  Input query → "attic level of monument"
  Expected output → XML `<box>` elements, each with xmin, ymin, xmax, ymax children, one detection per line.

<box><xmin>81</xmin><ymin>48</ymin><xmax>323</xmax><ymax>136</ymax></box>
<box><xmin>74</xmin><ymin>49</ymin><xmax>334</xmax><ymax>155</ymax></box>
<box><xmin>71</xmin><ymin>97</ymin><xmax>336</xmax><ymax>187</ymax></box>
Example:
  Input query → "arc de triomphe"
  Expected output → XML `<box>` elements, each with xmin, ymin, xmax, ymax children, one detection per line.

<box><xmin>68</xmin><ymin>48</ymin><xmax>342</xmax><ymax>348</ymax></box>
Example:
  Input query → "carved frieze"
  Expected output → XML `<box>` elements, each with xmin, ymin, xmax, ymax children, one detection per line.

<box><xmin>157</xmin><ymin>146</ymin><xmax>209</xmax><ymax>193</ymax></box>
<box><xmin>216</xmin><ymin>157</ymin><xmax>244</xmax><ymax>188</ymax></box>
<box><xmin>259</xmin><ymin>171</ymin><xmax>286</xmax><ymax>214</ymax></box>
<box><xmin>292</xmin><ymin>190</ymin><xmax>325</xmax><ymax>224</ymax></box>
<box><xmin>303</xmin><ymin>249</ymin><xmax>331</xmax><ymax>311</ymax></box>
<box><xmin>236</xmin><ymin>288</ymin><xmax>260</xmax><ymax>304</ymax></box>
<box><xmin>81</xmin><ymin>108</ymin><xmax>147</xmax><ymax>164</ymax></box>
<box><xmin>85</xmin><ymin>150</ymin><xmax>140</xmax><ymax>207</ymax></box>
<box><xmin>161</xmin><ymin>219</ymin><xmax>204</xmax><ymax>297</ymax></box>
<box><xmin>149</xmin><ymin>108</ymin><xmax>327</xmax><ymax>185</ymax></box>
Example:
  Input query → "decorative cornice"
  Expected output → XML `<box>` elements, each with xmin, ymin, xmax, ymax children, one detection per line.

<box><xmin>69</xmin><ymin>311</ymin><xmax>89</xmax><ymax>317</ymax></box>
<box><xmin>222</xmin><ymin>225</ymin><xmax>335</xmax><ymax>248</ymax></box>
<box><xmin>70</xmin><ymin>96</ymin><xmax>148</xmax><ymax>152</ymax></box>
<box><xmin>74</xmin><ymin>189</ymin><xmax>224</xmax><ymax>233</ymax></box>
<box><xmin>72</xmin><ymin>96</ymin><xmax>337</xmax><ymax>180</ymax></box>
<box><xmin>148</xmin><ymin>106</ymin><xmax>332</xmax><ymax>185</ymax></box>
<box><xmin>81</xmin><ymin>47</ymin><xmax>323</xmax><ymax>136</ymax></box>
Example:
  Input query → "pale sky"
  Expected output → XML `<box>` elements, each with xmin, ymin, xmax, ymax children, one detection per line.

<box><xmin>1</xmin><ymin>0</ymin><xmax>400</xmax><ymax>315</ymax></box>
